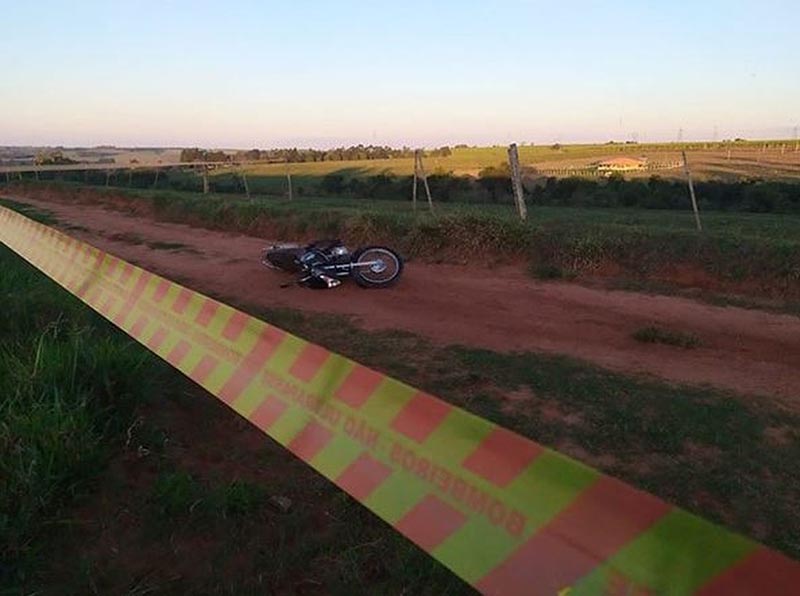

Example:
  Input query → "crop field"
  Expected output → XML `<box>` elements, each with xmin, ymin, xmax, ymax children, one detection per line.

<box><xmin>225</xmin><ymin>143</ymin><xmax>800</xmax><ymax>195</ymax></box>
<box><xmin>2</xmin><ymin>176</ymin><xmax>799</xmax><ymax>593</ymax></box>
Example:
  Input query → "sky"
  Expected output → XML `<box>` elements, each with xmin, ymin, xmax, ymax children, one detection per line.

<box><xmin>1</xmin><ymin>0</ymin><xmax>798</xmax><ymax>148</ymax></box>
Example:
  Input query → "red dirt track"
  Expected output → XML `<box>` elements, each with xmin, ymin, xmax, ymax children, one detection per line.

<box><xmin>8</xmin><ymin>195</ymin><xmax>800</xmax><ymax>407</ymax></box>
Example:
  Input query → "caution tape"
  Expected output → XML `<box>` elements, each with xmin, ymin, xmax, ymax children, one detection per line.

<box><xmin>1</xmin><ymin>204</ymin><xmax>798</xmax><ymax>595</ymax></box>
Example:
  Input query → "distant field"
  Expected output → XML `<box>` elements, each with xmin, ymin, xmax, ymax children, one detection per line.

<box><xmin>63</xmin><ymin>147</ymin><xmax>183</xmax><ymax>165</ymax></box>
<box><xmin>232</xmin><ymin>143</ymin><xmax>800</xmax><ymax>188</ymax></box>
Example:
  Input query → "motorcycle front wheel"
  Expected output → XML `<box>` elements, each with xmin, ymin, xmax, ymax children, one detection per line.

<box><xmin>352</xmin><ymin>246</ymin><xmax>403</xmax><ymax>288</ymax></box>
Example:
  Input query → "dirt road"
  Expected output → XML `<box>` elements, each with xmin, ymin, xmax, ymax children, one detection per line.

<box><xmin>7</xmin><ymin>194</ymin><xmax>800</xmax><ymax>405</ymax></box>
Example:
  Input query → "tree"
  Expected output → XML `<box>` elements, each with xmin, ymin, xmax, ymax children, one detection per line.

<box><xmin>477</xmin><ymin>164</ymin><xmax>512</xmax><ymax>202</ymax></box>
<box><xmin>34</xmin><ymin>150</ymin><xmax>77</xmax><ymax>166</ymax></box>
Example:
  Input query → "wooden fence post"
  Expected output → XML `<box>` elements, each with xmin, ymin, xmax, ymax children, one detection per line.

<box><xmin>412</xmin><ymin>150</ymin><xmax>419</xmax><ymax>211</ymax></box>
<box><xmin>415</xmin><ymin>151</ymin><xmax>434</xmax><ymax>212</ymax></box>
<box><xmin>242</xmin><ymin>170</ymin><xmax>250</xmax><ymax>199</ymax></box>
<box><xmin>153</xmin><ymin>168</ymin><xmax>160</xmax><ymax>188</ymax></box>
<box><xmin>286</xmin><ymin>163</ymin><xmax>293</xmax><ymax>200</ymax></box>
<box><xmin>682</xmin><ymin>151</ymin><xmax>702</xmax><ymax>232</ymax></box>
<box><xmin>508</xmin><ymin>143</ymin><xmax>528</xmax><ymax>221</ymax></box>
<box><xmin>105</xmin><ymin>170</ymin><xmax>111</xmax><ymax>187</ymax></box>
<box><xmin>202</xmin><ymin>165</ymin><xmax>209</xmax><ymax>194</ymax></box>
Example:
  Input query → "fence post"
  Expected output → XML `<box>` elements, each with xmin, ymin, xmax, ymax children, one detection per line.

<box><xmin>242</xmin><ymin>170</ymin><xmax>250</xmax><ymax>199</ymax></box>
<box><xmin>682</xmin><ymin>151</ymin><xmax>702</xmax><ymax>232</ymax></box>
<box><xmin>286</xmin><ymin>163</ymin><xmax>293</xmax><ymax>200</ymax></box>
<box><xmin>412</xmin><ymin>150</ymin><xmax>419</xmax><ymax>211</ymax></box>
<box><xmin>202</xmin><ymin>165</ymin><xmax>209</xmax><ymax>194</ymax></box>
<box><xmin>416</xmin><ymin>151</ymin><xmax>434</xmax><ymax>212</ymax></box>
<box><xmin>153</xmin><ymin>168</ymin><xmax>160</xmax><ymax>189</ymax></box>
<box><xmin>508</xmin><ymin>143</ymin><xmax>528</xmax><ymax>221</ymax></box>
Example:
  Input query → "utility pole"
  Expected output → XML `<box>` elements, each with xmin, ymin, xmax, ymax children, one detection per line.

<box><xmin>202</xmin><ymin>165</ymin><xmax>209</xmax><ymax>194</ymax></box>
<box><xmin>153</xmin><ymin>168</ymin><xmax>160</xmax><ymax>188</ymax></box>
<box><xmin>682</xmin><ymin>151</ymin><xmax>702</xmax><ymax>232</ymax></box>
<box><xmin>507</xmin><ymin>143</ymin><xmax>528</xmax><ymax>221</ymax></box>
<box><xmin>105</xmin><ymin>170</ymin><xmax>111</xmax><ymax>187</ymax></box>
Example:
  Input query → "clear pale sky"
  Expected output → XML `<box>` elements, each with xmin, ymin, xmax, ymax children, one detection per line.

<box><xmin>1</xmin><ymin>1</ymin><xmax>797</xmax><ymax>148</ymax></box>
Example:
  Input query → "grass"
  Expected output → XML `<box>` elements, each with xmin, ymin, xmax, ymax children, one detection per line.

<box><xmin>0</xmin><ymin>197</ymin><xmax>58</xmax><ymax>225</ymax></box>
<box><xmin>149</xmin><ymin>471</ymin><xmax>266</xmax><ymax>519</ymax></box>
<box><xmin>633</xmin><ymin>325</ymin><xmax>702</xmax><ymax>348</ymax></box>
<box><xmin>8</xmin><ymin>181</ymin><xmax>800</xmax><ymax>302</ymax></box>
<box><xmin>0</xmin><ymin>244</ymin><xmax>169</xmax><ymax>588</ymax></box>
<box><xmin>101</xmin><ymin>232</ymin><xmax>195</xmax><ymax>253</ymax></box>
<box><xmin>147</xmin><ymin>240</ymin><xmax>191</xmax><ymax>251</ymax></box>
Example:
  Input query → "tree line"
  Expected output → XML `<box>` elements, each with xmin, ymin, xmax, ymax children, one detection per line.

<box><xmin>179</xmin><ymin>145</ymin><xmax>453</xmax><ymax>164</ymax></box>
<box><xmin>318</xmin><ymin>171</ymin><xmax>800</xmax><ymax>213</ymax></box>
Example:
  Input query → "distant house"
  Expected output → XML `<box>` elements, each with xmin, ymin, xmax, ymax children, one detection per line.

<box><xmin>596</xmin><ymin>157</ymin><xmax>648</xmax><ymax>174</ymax></box>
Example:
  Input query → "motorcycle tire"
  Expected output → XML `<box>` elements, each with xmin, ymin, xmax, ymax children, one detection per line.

<box><xmin>351</xmin><ymin>246</ymin><xmax>404</xmax><ymax>288</ymax></box>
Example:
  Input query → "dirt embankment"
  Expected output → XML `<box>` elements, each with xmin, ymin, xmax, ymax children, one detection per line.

<box><xmin>4</xmin><ymin>191</ymin><xmax>800</xmax><ymax>408</ymax></box>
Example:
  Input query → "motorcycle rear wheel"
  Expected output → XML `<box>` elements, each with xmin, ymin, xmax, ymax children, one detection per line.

<box><xmin>352</xmin><ymin>246</ymin><xmax>403</xmax><ymax>288</ymax></box>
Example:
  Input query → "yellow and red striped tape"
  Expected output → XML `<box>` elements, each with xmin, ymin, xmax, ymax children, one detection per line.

<box><xmin>1</xmin><ymin>204</ymin><xmax>798</xmax><ymax>595</ymax></box>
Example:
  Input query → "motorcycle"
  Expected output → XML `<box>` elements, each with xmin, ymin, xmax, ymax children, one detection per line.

<box><xmin>261</xmin><ymin>239</ymin><xmax>404</xmax><ymax>289</ymax></box>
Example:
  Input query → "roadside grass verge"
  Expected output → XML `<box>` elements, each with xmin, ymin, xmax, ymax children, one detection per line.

<box><xmin>632</xmin><ymin>325</ymin><xmax>702</xmax><ymax>348</ymax></box>
<box><xmin>0</xmin><ymin>197</ymin><xmax>58</xmax><ymax>225</ymax></box>
<box><xmin>0</xmin><ymin>244</ymin><xmax>169</xmax><ymax>587</ymax></box>
<box><xmin>5</xmin><ymin>182</ymin><xmax>800</xmax><ymax>301</ymax></box>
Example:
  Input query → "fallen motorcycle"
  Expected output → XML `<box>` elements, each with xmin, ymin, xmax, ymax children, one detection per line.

<box><xmin>261</xmin><ymin>239</ymin><xmax>403</xmax><ymax>289</ymax></box>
